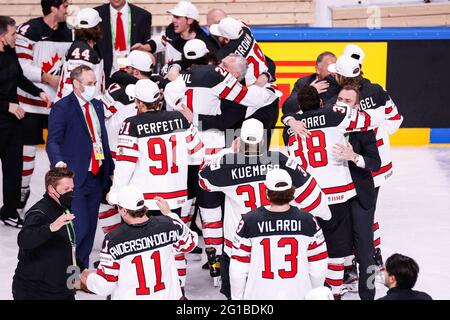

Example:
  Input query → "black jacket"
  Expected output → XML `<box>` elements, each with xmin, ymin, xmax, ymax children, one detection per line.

<box><xmin>0</xmin><ymin>46</ymin><xmax>42</xmax><ymax>126</ymax></box>
<box><xmin>95</xmin><ymin>3</ymin><xmax>152</xmax><ymax>85</ymax></box>
<box><xmin>282</xmin><ymin>74</ymin><xmax>340</xmax><ymax>115</ymax></box>
<box><xmin>348</xmin><ymin>131</ymin><xmax>381</xmax><ymax>209</ymax></box>
<box><xmin>378</xmin><ymin>287</ymin><xmax>432</xmax><ymax>300</ymax></box>
<box><xmin>13</xmin><ymin>193</ymin><xmax>74</xmax><ymax>298</ymax></box>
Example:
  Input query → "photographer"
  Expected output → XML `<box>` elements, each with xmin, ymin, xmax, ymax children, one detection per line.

<box><xmin>12</xmin><ymin>168</ymin><xmax>76</xmax><ymax>300</ymax></box>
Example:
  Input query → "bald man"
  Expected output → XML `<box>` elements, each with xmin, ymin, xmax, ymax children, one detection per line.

<box><xmin>206</xmin><ymin>8</ymin><xmax>226</xmax><ymax>29</ymax></box>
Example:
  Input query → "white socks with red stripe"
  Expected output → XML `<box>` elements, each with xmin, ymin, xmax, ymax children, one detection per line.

<box><xmin>175</xmin><ymin>253</ymin><xmax>187</xmax><ymax>287</ymax></box>
<box><xmin>22</xmin><ymin>145</ymin><xmax>37</xmax><ymax>189</ymax></box>
<box><xmin>373</xmin><ymin>221</ymin><xmax>381</xmax><ymax>249</ymax></box>
<box><xmin>180</xmin><ymin>198</ymin><xmax>196</xmax><ymax>226</ymax></box>
<box><xmin>199</xmin><ymin>207</ymin><xmax>223</xmax><ymax>255</ymax></box>
<box><xmin>326</xmin><ymin>257</ymin><xmax>345</xmax><ymax>295</ymax></box>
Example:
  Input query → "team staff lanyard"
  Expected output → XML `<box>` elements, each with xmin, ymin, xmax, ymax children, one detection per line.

<box><xmin>64</xmin><ymin>208</ymin><xmax>77</xmax><ymax>267</ymax></box>
<box><xmin>83</xmin><ymin>102</ymin><xmax>102</xmax><ymax>142</ymax></box>
<box><xmin>111</xmin><ymin>5</ymin><xmax>132</xmax><ymax>50</ymax></box>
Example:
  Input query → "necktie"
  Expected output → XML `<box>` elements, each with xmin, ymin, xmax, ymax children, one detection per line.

<box><xmin>115</xmin><ymin>11</ymin><xmax>126</xmax><ymax>51</ymax></box>
<box><xmin>84</xmin><ymin>103</ymin><xmax>100</xmax><ymax>175</ymax></box>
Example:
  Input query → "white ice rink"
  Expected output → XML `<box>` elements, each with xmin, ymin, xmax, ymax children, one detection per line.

<box><xmin>1</xmin><ymin>146</ymin><xmax>449</xmax><ymax>300</ymax></box>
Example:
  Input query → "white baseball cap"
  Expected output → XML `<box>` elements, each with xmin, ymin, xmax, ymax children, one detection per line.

<box><xmin>164</xmin><ymin>76</ymin><xmax>186</xmax><ymax>111</ymax></box>
<box><xmin>265</xmin><ymin>168</ymin><xmax>293</xmax><ymax>192</ymax></box>
<box><xmin>184</xmin><ymin>39</ymin><xmax>209</xmax><ymax>60</ymax></box>
<box><xmin>126</xmin><ymin>79</ymin><xmax>161</xmax><ymax>103</ymax></box>
<box><xmin>343</xmin><ymin>44</ymin><xmax>365</xmax><ymax>65</ymax></box>
<box><xmin>108</xmin><ymin>185</ymin><xmax>146</xmax><ymax>211</ymax></box>
<box><xmin>209</xmin><ymin>17</ymin><xmax>243</xmax><ymax>40</ymax></box>
<box><xmin>328</xmin><ymin>55</ymin><xmax>361</xmax><ymax>78</ymax></box>
<box><xmin>76</xmin><ymin>8</ymin><xmax>102</xmax><ymax>29</ymax></box>
<box><xmin>125</xmin><ymin>50</ymin><xmax>153</xmax><ymax>72</ymax></box>
<box><xmin>167</xmin><ymin>1</ymin><xmax>199</xmax><ymax>21</ymax></box>
<box><xmin>305</xmin><ymin>287</ymin><xmax>334</xmax><ymax>300</ymax></box>
<box><xmin>240</xmin><ymin>118</ymin><xmax>264</xmax><ymax>145</ymax></box>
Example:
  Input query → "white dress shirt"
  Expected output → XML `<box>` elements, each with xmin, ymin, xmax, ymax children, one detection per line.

<box><xmin>110</xmin><ymin>2</ymin><xmax>130</xmax><ymax>76</ymax></box>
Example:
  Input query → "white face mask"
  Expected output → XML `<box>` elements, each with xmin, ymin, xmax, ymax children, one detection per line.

<box><xmin>81</xmin><ymin>85</ymin><xmax>96</xmax><ymax>102</ymax></box>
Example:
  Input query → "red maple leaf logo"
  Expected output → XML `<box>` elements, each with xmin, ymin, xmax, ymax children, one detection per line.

<box><xmin>41</xmin><ymin>53</ymin><xmax>61</xmax><ymax>74</ymax></box>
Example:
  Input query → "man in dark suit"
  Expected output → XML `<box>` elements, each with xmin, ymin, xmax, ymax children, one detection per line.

<box><xmin>46</xmin><ymin>65</ymin><xmax>114</xmax><ymax>270</ymax></box>
<box><xmin>95</xmin><ymin>0</ymin><xmax>151</xmax><ymax>85</ymax></box>
<box><xmin>282</xmin><ymin>51</ymin><xmax>338</xmax><ymax>115</ymax></box>
<box><xmin>332</xmin><ymin>86</ymin><xmax>381</xmax><ymax>300</ymax></box>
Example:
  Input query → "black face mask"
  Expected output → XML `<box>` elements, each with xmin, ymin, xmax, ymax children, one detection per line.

<box><xmin>57</xmin><ymin>190</ymin><xmax>74</xmax><ymax>210</ymax></box>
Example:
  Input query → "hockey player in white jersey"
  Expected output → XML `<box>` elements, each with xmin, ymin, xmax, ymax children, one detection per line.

<box><xmin>108</xmin><ymin>79</ymin><xmax>203</xmax><ymax>294</ymax></box>
<box><xmin>81</xmin><ymin>186</ymin><xmax>198</xmax><ymax>300</ymax></box>
<box><xmin>199</xmin><ymin>118</ymin><xmax>331</xmax><ymax>299</ymax></box>
<box><xmin>230</xmin><ymin>168</ymin><xmax>328</xmax><ymax>300</ymax></box>
<box><xmin>15</xmin><ymin>0</ymin><xmax>72</xmax><ymax>213</ymax></box>
<box><xmin>98</xmin><ymin>50</ymin><xmax>154</xmax><ymax>235</ymax></box>
<box><xmin>209</xmin><ymin>16</ymin><xmax>270</xmax><ymax>86</ymax></box>
<box><xmin>56</xmin><ymin>8</ymin><xmax>105</xmax><ymax>101</ymax></box>
<box><xmin>170</xmin><ymin>51</ymin><xmax>280</xmax><ymax>285</ymax></box>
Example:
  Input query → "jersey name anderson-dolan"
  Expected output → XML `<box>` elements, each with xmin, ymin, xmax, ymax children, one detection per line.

<box><xmin>109</xmin><ymin>230</ymin><xmax>178</xmax><ymax>259</ymax></box>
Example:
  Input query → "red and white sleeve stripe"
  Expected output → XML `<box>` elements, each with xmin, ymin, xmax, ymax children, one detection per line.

<box><xmin>384</xmin><ymin>97</ymin><xmax>403</xmax><ymax>134</ymax></box>
<box><xmin>185</xmin><ymin>126</ymin><xmax>204</xmax><ymax>163</ymax></box>
<box><xmin>15</xmin><ymin>34</ymin><xmax>42</xmax><ymax>83</ymax></box>
<box><xmin>294</xmin><ymin>177</ymin><xmax>332</xmax><ymax>221</ymax></box>
<box><xmin>86</xmin><ymin>252</ymin><xmax>120</xmax><ymax>296</ymax></box>
<box><xmin>307</xmin><ymin>223</ymin><xmax>328</xmax><ymax>288</ymax></box>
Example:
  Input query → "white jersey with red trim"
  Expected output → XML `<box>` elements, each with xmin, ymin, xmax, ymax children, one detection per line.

<box><xmin>283</xmin><ymin>104</ymin><xmax>384</xmax><ymax>204</ymax></box>
<box><xmin>55</xmin><ymin>40</ymin><xmax>105</xmax><ymax>102</ymax></box>
<box><xmin>15</xmin><ymin>18</ymin><xmax>72</xmax><ymax>114</ymax></box>
<box><xmin>101</xmin><ymin>81</ymin><xmax>137</xmax><ymax>157</ymax></box>
<box><xmin>358</xmin><ymin>79</ymin><xmax>403</xmax><ymax>187</ymax></box>
<box><xmin>230</xmin><ymin>206</ymin><xmax>328</xmax><ymax>300</ymax></box>
<box><xmin>110</xmin><ymin>110</ymin><xmax>204</xmax><ymax>210</ymax></box>
<box><xmin>86</xmin><ymin>212</ymin><xmax>198</xmax><ymax>300</ymax></box>
<box><xmin>199</xmin><ymin>150</ymin><xmax>331</xmax><ymax>256</ymax></box>
<box><xmin>179</xmin><ymin>64</ymin><xmax>279</xmax><ymax>159</ymax></box>
<box><xmin>216</xmin><ymin>22</ymin><xmax>268</xmax><ymax>86</ymax></box>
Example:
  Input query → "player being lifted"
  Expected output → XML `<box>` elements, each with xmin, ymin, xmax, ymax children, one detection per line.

<box><xmin>98</xmin><ymin>50</ymin><xmax>155</xmax><ymax>234</ymax></box>
<box><xmin>81</xmin><ymin>186</ymin><xmax>198</xmax><ymax>300</ymax></box>
<box><xmin>56</xmin><ymin>8</ymin><xmax>105</xmax><ymax>101</ymax></box>
<box><xmin>108</xmin><ymin>79</ymin><xmax>203</xmax><ymax>296</ymax></box>
<box><xmin>229</xmin><ymin>168</ymin><xmax>328</xmax><ymax>300</ymax></box>
<box><xmin>282</xmin><ymin>65</ymin><xmax>385</xmax><ymax>298</ymax></box>
<box><xmin>15</xmin><ymin>0</ymin><xmax>71</xmax><ymax>213</ymax></box>
<box><xmin>199</xmin><ymin>118</ymin><xmax>331</xmax><ymax>299</ymax></box>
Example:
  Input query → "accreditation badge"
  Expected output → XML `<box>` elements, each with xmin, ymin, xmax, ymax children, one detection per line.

<box><xmin>93</xmin><ymin>142</ymin><xmax>105</xmax><ymax>160</ymax></box>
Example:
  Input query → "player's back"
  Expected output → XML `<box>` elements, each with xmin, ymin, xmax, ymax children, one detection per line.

<box><xmin>102</xmin><ymin>81</ymin><xmax>137</xmax><ymax>156</ymax></box>
<box><xmin>56</xmin><ymin>40</ymin><xmax>104</xmax><ymax>100</ymax></box>
<box><xmin>283</xmin><ymin>104</ymin><xmax>356</xmax><ymax>204</ymax></box>
<box><xmin>238</xmin><ymin>206</ymin><xmax>319</xmax><ymax>300</ymax></box>
<box><xmin>118</xmin><ymin>110</ymin><xmax>191</xmax><ymax>209</ymax></box>
<box><xmin>101</xmin><ymin>215</ymin><xmax>183</xmax><ymax>300</ymax></box>
<box><xmin>216</xmin><ymin>24</ymin><xmax>268</xmax><ymax>85</ymax></box>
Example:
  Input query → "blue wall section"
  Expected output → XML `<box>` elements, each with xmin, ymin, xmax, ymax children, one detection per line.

<box><xmin>430</xmin><ymin>128</ymin><xmax>450</xmax><ymax>144</ymax></box>
<box><xmin>251</xmin><ymin>26</ymin><xmax>450</xmax><ymax>41</ymax></box>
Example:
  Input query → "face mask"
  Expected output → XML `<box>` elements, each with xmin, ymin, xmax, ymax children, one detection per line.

<box><xmin>81</xmin><ymin>85</ymin><xmax>96</xmax><ymax>101</ymax></box>
<box><xmin>57</xmin><ymin>190</ymin><xmax>74</xmax><ymax>210</ymax></box>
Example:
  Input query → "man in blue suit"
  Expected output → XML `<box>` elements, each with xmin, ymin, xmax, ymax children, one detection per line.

<box><xmin>47</xmin><ymin>65</ymin><xmax>114</xmax><ymax>270</ymax></box>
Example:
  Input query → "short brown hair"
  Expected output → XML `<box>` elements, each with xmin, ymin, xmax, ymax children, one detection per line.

<box><xmin>298</xmin><ymin>85</ymin><xmax>321</xmax><ymax>112</ymax></box>
<box><xmin>338</xmin><ymin>73</ymin><xmax>364</xmax><ymax>88</ymax></box>
<box><xmin>341</xmin><ymin>85</ymin><xmax>361</xmax><ymax>102</ymax></box>
<box><xmin>118</xmin><ymin>205</ymin><xmax>148</xmax><ymax>218</ymax></box>
<box><xmin>45</xmin><ymin>167</ymin><xmax>74</xmax><ymax>190</ymax></box>
<box><xmin>136</xmin><ymin>97</ymin><xmax>162</xmax><ymax>111</ymax></box>
<box><xmin>70</xmin><ymin>64</ymin><xmax>93</xmax><ymax>82</ymax></box>
<box><xmin>75</xmin><ymin>25</ymin><xmax>102</xmax><ymax>43</ymax></box>
<box><xmin>267</xmin><ymin>186</ymin><xmax>295</xmax><ymax>205</ymax></box>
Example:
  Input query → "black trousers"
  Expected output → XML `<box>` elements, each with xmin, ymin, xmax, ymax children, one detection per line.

<box><xmin>220</xmin><ymin>253</ymin><xmax>231</xmax><ymax>299</ymax></box>
<box><xmin>349</xmin><ymin>196</ymin><xmax>377</xmax><ymax>300</ymax></box>
<box><xmin>0</xmin><ymin>122</ymin><xmax>23</xmax><ymax>219</ymax></box>
<box><xmin>12</xmin><ymin>278</ymin><xmax>75</xmax><ymax>300</ymax></box>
